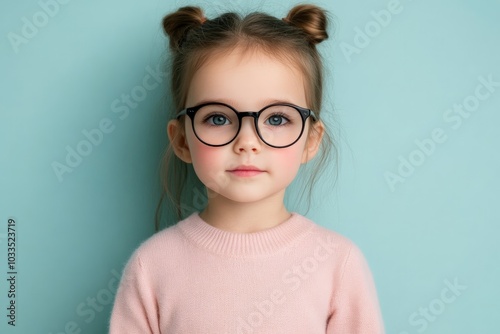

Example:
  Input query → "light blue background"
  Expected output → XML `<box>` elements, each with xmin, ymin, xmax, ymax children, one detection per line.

<box><xmin>1</xmin><ymin>0</ymin><xmax>499</xmax><ymax>333</ymax></box>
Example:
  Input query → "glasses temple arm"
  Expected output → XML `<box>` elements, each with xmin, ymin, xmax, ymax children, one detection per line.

<box><xmin>175</xmin><ymin>109</ymin><xmax>187</xmax><ymax>118</ymax></box>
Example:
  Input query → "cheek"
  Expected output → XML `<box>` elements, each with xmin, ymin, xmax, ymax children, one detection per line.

<box><xmin>189</xmin><ymin>143</ymin><xmax>231</xmax><ymax>194</ymax></box>
<box><xmin>192</xmin><ymin>145</ymin><xmax>213</xmax><ymax>164</ymax></box>
<box><xmin>273</xmin><ymin>145</ymin><xmax>305</xmax><ymax>170</ymax></box>
<box><xmin>189</xmin><ymin>140</ymin><xmax>224</xmax><ymax>176</ymax></box>
<box><xmin>185</xmin><ymin>126</ymin><xmax>218</xmax><ymax>167</ymax></box>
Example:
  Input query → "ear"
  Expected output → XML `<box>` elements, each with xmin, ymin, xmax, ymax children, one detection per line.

<box><xmin>301</xmin><ymin>120</ymin><xmax>324</xmax><ymax>163</ymax></box>
<box><xmin>167</xmin><ymin>119</ymin><xmax>192</xmax><ymax>163</ymax></box>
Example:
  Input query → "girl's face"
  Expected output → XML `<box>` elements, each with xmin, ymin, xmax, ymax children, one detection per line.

<box><xmin>169</xmin><ymin>47</ymin><xmax>323</xmax><ymax>205</ymax></box>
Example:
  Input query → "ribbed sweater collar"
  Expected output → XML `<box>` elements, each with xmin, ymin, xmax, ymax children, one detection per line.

<box><xmin>177</xmin><ymin>212</ymin><xmax>313</xmax><ymax>257</ymax></box>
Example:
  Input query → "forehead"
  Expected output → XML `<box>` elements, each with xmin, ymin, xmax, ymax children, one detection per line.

<box><xmin>185</xmin><ymin>46</ymin><xmax>307</xmax><ymax>109</ymax></box>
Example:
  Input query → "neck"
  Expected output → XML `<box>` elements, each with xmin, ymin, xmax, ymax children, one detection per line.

<box><xmin>199</xmin><ymin>190</ymin><xmax>291</xmax><ymax>233</ymax></box>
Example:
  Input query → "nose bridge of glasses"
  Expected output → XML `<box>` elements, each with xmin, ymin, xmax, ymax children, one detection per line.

<box><xmin>238</xmin><ymin>111</ymin><xmax>260</xmax><ymax>119</ymax></box>
<box><xmin>231</xmin><ymin>112</ymin><xmax>262</xmax><ymax>148</ymax></box>
<box><xmin>237</xmin><ymin>111</ymin><xmax>260</xmax><ymax>130</ymax></box>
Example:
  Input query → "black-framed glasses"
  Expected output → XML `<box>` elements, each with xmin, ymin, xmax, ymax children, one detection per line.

<box><xmin>175</xmin><ymin>102</ymin><xmax>317</xmax><ymax>148</ymax></box>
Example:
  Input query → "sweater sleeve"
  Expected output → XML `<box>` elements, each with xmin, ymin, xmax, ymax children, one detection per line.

<box><xmin>109</xmin><ymin>250</ymin><xmax>160</xmax><ymax>334</ymax></box>
<box><xmin>326</xmin><ymin>243</ymin><xmax>385</xmax><ymax>334</ymax></box>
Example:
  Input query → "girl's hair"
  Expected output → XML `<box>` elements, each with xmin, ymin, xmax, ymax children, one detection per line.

<box><xmin>155</xmin><ymin>4</ymin><xmax>336</xmax><ymax>231</ymax></box>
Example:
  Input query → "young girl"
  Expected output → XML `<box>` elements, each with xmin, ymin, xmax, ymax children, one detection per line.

<box><xmin>110</xmin><ymin>4</ymin><xmax>384</xmax><ymax>333</ymax></box>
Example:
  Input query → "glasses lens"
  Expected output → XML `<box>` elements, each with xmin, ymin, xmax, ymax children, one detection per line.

<box><xmin>258</xmin><ymin>105</ymin><xmax>304</xmax><ymax>147</ymax></box>
<box><xmin>193</xmin><ymin>104</ymin><xmax>239</xmax><ymax>145</ymax></box>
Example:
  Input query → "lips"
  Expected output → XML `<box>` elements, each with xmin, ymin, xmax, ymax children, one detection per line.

<box><xmin>229</xmin><ymin>165</ymin><xmax>263</xmax><ymax>172</ymax></box>
<box><xmin>228</xmin><ymin>165</ymin><xmax>264</xmax><ymax>177</ymax></box>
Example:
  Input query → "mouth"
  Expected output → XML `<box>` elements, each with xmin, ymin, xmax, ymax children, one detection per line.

<box><xmin>228</xmin><ymin>165</ymin><xmax>265</xmax><ymax>177</ymax></box>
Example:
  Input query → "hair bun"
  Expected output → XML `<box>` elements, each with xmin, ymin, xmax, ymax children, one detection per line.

<box><xmin>283</xmin><ymin>4</ymin><xmax>328</xmax><ymax>45</ymax></box>
<box><xmin>162</xmin><ymin>6</ymin><xmax>206</xmax><ymax>51</ymax></box>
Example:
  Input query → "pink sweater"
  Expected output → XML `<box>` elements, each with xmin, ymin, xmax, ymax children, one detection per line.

<box><xmin>109</xmin><ymin>212</ymin><xmax>384</xmax><ymax>333</ymax></box>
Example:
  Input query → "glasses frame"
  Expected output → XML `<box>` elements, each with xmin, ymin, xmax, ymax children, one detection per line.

<box><xmin>175</xmin><ymin>102</ymin><xmax>317</xmax><ymax>148</ymax></box>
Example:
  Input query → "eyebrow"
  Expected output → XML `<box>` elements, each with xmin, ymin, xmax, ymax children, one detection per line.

<box><xmin>192</xmin><ymin>98</ymin><xmax>299</xmax><ymax>109</ymax></box>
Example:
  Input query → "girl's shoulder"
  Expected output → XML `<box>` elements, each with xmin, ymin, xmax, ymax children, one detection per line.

<box><xmin>300</xmin><ymin>214</ymin><xmax>360</xmax><ymax>250</ymax></box>
<box><xmin>301</xmin><ymin>216</ymin><xmax>376</xmax><ymax>279</ymax></box>
<box><xmin>124</xmin><ymin>214</ymin><xmax>196</xmax><ymax>267</ymax></box>
<box><xmin>136</xmin><ymin>218</ymin><xmax>189</xmax><ymax>253</ymax></box>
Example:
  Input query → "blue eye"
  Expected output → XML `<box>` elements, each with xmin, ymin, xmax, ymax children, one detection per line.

<box><xmin>265</xmin><ymin>113</ymin><xmax>290</xmax><ymax>126</ymax></box>
<box><xmin>205</xmin><ymin>114</ymin><xmax>230</xmax><ymax>126</ymax></box>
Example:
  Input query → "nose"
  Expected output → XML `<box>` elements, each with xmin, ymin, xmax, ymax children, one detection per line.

<box><xmin>233</xmin><ymin>116</ymin><xmax>262</xmax><ymax>153</ymax></box>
